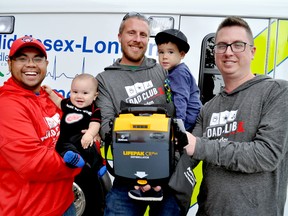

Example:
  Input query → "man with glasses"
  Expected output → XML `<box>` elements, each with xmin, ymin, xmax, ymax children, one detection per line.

<box><xmin>214</xmin><ymin>41</ymin><xmax>254</xmax><ymax>54</ymax></box>
<box><xmin>0</xmin><ymin>36</ymin><xmax>80</xmax><ymax>216</ymax></box>
<box><xmin>96</xmin><ymin>12</ymin><xmax>181</xmax><ymax>215</ymax></box>
<box><xmin>184</xmin><ymin>16</ymin><xmax>288</xmax><ymax>215</ymax></box>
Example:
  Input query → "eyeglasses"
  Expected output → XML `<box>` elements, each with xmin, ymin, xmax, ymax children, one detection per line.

<box><xmin>122</xmin><ymin>12</ymin><xmax>147</xmax><ymax>21</ymax></box>
<box><xmin>12</xmin><ymin>56</ymin><xmax>46</xmax><ymax>64</ymax></box>
<box><xmin>213</xmin><ymin>42</ymin><xmax>253</xmax><ymax>54</ymax></box>
<box><xmin>164</xmin><ymin>78</ymin><xmax>172</xmax><ymax>103</ymax></box>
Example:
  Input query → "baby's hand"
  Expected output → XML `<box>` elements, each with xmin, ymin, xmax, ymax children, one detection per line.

<box><xmin>81</xmin><ymin>133</ymin><xmax>94</xmax><ymax>149</ymax></box>
<box><xmin>42</xmin><ymin>85</ymin><xmax>53</xmax><ymax>95</ymax></box>
<box><xmin>94</xmin><ymin>133</ymin><xmax>101</xmax><ymax>143</ymax></box>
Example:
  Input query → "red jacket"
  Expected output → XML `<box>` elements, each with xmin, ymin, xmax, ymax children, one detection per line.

<box><xmin>0</xmin><ymin>78</ymin><xmax>80</xmax><ymax>216</ymax></box>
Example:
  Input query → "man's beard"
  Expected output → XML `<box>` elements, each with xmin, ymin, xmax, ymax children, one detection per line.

<box><xmin>122</xmin><ymin>46</ymin><xmax>146</xmax><ymax>64</ymax></box>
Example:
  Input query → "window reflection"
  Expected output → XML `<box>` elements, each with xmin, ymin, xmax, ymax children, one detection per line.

<box><xmin>199</xmin><ymin>34</ymin><xmax>224</xmax><ymax>104</ymax></box>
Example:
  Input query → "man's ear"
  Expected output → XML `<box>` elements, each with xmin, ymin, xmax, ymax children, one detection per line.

<box><xmin>118</xmin><ymin>33</ymin><xmax>122</xmax><ymax>43</ymax></box>
<box><xmin>251</xmin><ymin>46</ymin><xmax>256</xmax><ymax>60</ymax></box>
<box><xmin>8</xmin><ymin>58</ymin><xmax>12</xmax><ymax>72</ymax></box>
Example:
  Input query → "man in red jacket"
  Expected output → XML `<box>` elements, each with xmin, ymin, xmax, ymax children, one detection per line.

<box><xmin>0</xmin><ymin>36</ymin><xmax>80</xmax><ymax>216</ymax></box>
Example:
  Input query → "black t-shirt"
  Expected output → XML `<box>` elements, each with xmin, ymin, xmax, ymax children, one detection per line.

<box><xmin>57</xmin><ymin>98</ymin><xmax>101</xmax><ymax>144</ymax></box>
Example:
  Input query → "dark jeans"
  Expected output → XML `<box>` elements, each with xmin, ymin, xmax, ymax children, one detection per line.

<box><xmin>63</xmin><ymin>203</ymin><xmax>76</xmax><ymax>216</ymax></box>
<box><xmin>104</xmin><ymin>179</ymin><xmax>181</xmax><ymax>216</ymax></box>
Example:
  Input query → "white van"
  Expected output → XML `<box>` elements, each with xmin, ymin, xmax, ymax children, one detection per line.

<box><xmin>1</xmin><ymin>0</ymin><xmax>287</xmax><ymax>215</ymax></box>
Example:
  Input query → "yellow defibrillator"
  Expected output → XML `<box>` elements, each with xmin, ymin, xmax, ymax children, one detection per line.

<box><xmin>104</xmin><ymin>103</ymin><xmax>187</xmax><ymax>186</ymax></box>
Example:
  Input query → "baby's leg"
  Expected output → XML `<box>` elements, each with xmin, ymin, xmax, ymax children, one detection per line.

<box><xmin>63</xmin><ymin>150</ymin><xmax>85</xmax><ymax>168</ymax></box>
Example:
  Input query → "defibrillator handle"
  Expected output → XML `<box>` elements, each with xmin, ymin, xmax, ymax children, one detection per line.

<box><xmin>120</xmin><ymin>106</ymin><xmax>167</xmax><ymax>115</ymax></box>
<box><xmin>119</xmin><ymin>100</ymin><xmax>169</xmax><ymax>116</ymax></box>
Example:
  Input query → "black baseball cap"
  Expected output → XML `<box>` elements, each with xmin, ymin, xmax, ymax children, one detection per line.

<box><xmin>155</xmin><ymin>29</ymin><xmax>190</xmax><ymax>53</ymax></box>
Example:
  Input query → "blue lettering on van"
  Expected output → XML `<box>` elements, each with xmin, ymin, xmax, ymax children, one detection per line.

<box><xmin>81</xmin><ymin>36</ymin><xmax>93</xmax><ymax>53</ymax></box>
<box><xmin>0</xmin><ymin>35</ymin><xmax>17</xmax><ymax>50</ymax></box>
<box><xmin>0</xmin><ymin>34</ymin><xmax>155</xmax><ymax>56</ymax></box>
<box><xmin>54</xmin><ymin>89</ymin><xmax>71</xmax><ymax>98</ymax></box>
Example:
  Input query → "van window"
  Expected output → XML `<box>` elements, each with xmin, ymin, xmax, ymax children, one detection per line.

<box><xmin>198</xmin><ymin>33</ymin><xmax>224</xmax><ymax>104</ymax></box>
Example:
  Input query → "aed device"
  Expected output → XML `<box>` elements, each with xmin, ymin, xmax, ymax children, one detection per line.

<box><xmin>109</xmin><ymin>104</ymin><xmax>176</xmax><ymax>185</ymax></box>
